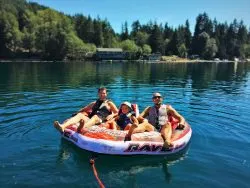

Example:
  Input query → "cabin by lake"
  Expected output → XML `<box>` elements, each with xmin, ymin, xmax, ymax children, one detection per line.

<box><xmin>95</xmin><ymin>48</ymin><xmax>126</xmax><ymax>60</ymax></box>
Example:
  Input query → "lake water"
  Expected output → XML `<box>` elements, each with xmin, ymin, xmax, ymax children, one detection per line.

<box><xmin>0</xmin><ymin>61</ymin><xmax>250</xmax><ymax>188</ymax></box>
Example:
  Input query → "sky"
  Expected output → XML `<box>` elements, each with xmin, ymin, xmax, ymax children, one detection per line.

<box><xmin>29</xmin><ymin>0</ymin><xmax>250</xmax><ymax>33</ymax></box>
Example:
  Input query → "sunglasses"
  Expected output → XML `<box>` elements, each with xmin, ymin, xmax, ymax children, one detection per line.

<box><xmin>153</xmin><ymin>96</ymin><xmax>162</xmax><ymax>99</ymax></box>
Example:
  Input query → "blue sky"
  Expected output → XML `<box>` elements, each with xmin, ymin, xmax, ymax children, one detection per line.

<box><xmin>29</xmin><ymin>0</ymin><xmax>250</xmax><ymax>33</ymax></box>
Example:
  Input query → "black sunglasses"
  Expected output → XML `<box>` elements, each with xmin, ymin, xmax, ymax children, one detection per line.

<box><xmin>153</xmin><ymin>96</ymin><xmax>162</xmax><ymax>99</ymax></box>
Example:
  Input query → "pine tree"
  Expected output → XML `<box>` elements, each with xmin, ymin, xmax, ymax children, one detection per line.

<box><xmin>93</xmin><ymin>18</ymin><xmax>104</xmax><ymax>47</ymax></box>
<box><xmin>148</xmin><ymin>22</ymin><xmax>164</xmax><ymax>53</ymax></box>
<box><xmin>121</xmin><ymin>21</ymin><xmax>129</xmax><ymax>40</ymax></box>
<box><xmin>192</xmin><ymin>12</ymin><xmax>213</xmax><ymax>55</ymax></box>
<box><xmin>131</xmin><ymin>20</ymin><xmax>141</xmax><ymax>38</ymax></box>
<box><xmin>184</xmin><ymin>20</ymin><xmax>192</xmax><ymax>52</ymax></box>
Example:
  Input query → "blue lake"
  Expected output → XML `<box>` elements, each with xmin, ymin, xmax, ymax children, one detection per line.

<box><xmin>0</xmin><ymin>61</ymin><xmax>250</xmax><ymax>187</ymax></box>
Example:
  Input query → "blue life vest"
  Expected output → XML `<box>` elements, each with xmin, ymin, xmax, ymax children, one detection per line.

<box><xmin>117</xmin><ymin>113</ymin><xmax>134</xmax><ymax>130</ymax></box>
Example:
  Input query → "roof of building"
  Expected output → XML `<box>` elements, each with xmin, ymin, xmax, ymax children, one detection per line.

<box><xmin>96</xmin><ymin>48</ymin><xmax>123</xmax><ymax>52</ymax></box>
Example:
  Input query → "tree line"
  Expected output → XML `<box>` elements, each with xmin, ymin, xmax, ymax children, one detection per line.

<box><xmin>0</xmin><ymin>0</ymin><xmax>250</xmax><ymax>60</ymax></box>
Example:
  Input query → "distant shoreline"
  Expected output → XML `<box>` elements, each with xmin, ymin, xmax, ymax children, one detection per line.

<box><xmin>0</xmin><ymin>59</ymin><xmax>54</xmax><ymax>63</ymax></box>
<box><xmin>0</xmin><ymin>58</ymin><xmax>247</xmax><ymax>63</ymax></box>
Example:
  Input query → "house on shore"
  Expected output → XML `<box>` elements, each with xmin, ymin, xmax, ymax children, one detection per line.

<box><xmin>143</xmin><ymin>52</ymin><xmax>161</xmax><ymax>61</ymax></box>
<box><xmin>95</xmin><ymin>48</ymin><xmax>126</xmax><ymax>60</ymax></box>
<box><xmin>148</xmin><ymin>53</ymin><xmax>161</xmax><ymax>61</ymax></box>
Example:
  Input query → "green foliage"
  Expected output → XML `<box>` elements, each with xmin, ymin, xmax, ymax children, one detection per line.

<box><xmin>133</xmin><ymin>31</ymin><xmax>149</xmax><ymax>47</ymax></box>
<box><xmin>243</xmin><ymin>44</ymin><xmax>250</xmax><ymax>58</ymax></box>
<box><xmin>167</xmin><ymin>30</ymin><xmax>178</xmax><ymax>55</ymax></box>
<box><xmin>184</xmin><ymin>20</ymin><xmax>192</xmax><ymax>51</ymax></box>
<box><xmin>35</xmin><ymin>9</ymin><xmax>71</xmax><ymax>59</ymax></box>
<box><xmin>102</xmin><ymin>20</ymin><xmax>115</xmax><ymax>48</ymax></box>
<box><xmin>120</xmin><ymin>39</ymin><xmax>139</xmax><ymax>52</ymax></box>
<box><xmin>93</xmin><ymin>18</ymin><xmax>104</xmax><ymax>47</ymax></box>
<box><xmin>192</xmin><ymin>13</ymin><xmax>213</xmax><ymax>55</ymax></box>
<box><xmin>197</xmin><ymin>32</ymin><xmax>210</xmax><ymax>56</ymax></box>
<box><xmin>22</xmin><ymin>27</ymin><xmax>35</xmax><ymax>52</ymax></box>
<box><xmin>203</xmin><ymin>38</ymin><xmax>218</xmax><ymax>59</ymax></box>
<box><xmin>0</xmin><ymin>0</ymin><xmax>250</xmax><ymax>60</ymax></box>
<box><xmin>214</xmin><ymin>23</ymin><xmax>227</xmax><ymax>58</ymax></box>
<box><xmin>149</xmin><ymin>22</ymin><xmax>164</xmax><ymax>53</ymax></box>
<box><xmin>121</xmin><ymin>21</ymin><xmax>129</xmax><ymax>40</ymax></box>
<box><xmin>21</xmin><ymin>10</ymin><xmax>37</xmax><ymax>52</ymax></box>
<box><xmin>66</xmin><ymin>32</ymin><xmax>96</xmax><ymax>60</ymax></box>
<box><xmin>131</xmin><ymin>20</ymin><xmax>141</xmax><ymax>38</ymax></box>
<box><xmin>178</xmin><ymin>43</ymin><xmax>187</xmax><ymax>58</ymax></box>
<box><xmin>142</xmin><ymin>44</ymin><xmax>152</xmax><ymax>55</ymax></box>
<box><xmin>0</xmin><ymin>10</ymin><xmax>23</xmax><ymax>55</ymax></box>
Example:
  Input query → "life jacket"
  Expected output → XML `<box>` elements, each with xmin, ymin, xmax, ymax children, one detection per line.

<box><xmin>117</xmin><ymin>113</ymin><xmax>133</xmax><ymax>130</ymax></box>
<box><xmin>116</xmin><ymin>104</ymin><xmax>138</xmax><ymax>130</ymax></box>
<box><xmin>147</xmin><ymin>104</ymin><xmax>180</xmax><ymax>131</ymax></box>
<box><xmin>147</xmin><ymin>104</ymin><xmax>168</xmax><ymax>130</ymax></box>
<box><xmin>89</xmin><ymin>99</ymin><xmax>111</xmax><ymax>119</ymax></box>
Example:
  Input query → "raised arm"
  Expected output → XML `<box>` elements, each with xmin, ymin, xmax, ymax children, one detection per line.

<box><xmin>137</xmin><ymin>106</ymin><xmax>151</xmax><ymax>123</ymax></box>
<box><xmin>131</xmin><ymin>115</ymin><xmax>139</xmax><ymax>125</ymax></box>
<box><xmin>78</xmin><ymin>102</ymin><xmax>95</xmax><ymax>113</ymax></box>
<box><xmin>167</xmin><ymin>105</ymin><xmax>185</xmax><ymax>125</ymax></box>
<box><xmin>139</xmin><ymin>106</ymin><xmax>151</xmax><ymax>118</ymax></box>
<box><xmin>106</xmin><ymin>101</ymin><xmax>119</xmax><ymax>121</ymax></box>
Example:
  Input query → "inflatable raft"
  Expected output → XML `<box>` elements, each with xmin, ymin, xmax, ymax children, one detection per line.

<box><xmin>61</xmin><ymin>121</ymin><xmax>192</xmax><ymax>155</ymax></box>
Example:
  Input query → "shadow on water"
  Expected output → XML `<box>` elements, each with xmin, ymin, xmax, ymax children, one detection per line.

<box><xmin>56</xmin><ymin>138</ymin><xmax>190</xmax><ymax>184</ymax></box>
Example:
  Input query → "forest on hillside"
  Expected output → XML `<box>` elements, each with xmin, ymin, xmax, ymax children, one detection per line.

<box><xmin>0</xmin><ymin>0</ymin><xmax>250</xmax><ymax>60</ymax></box>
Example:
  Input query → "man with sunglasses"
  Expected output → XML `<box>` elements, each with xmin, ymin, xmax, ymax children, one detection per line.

<box><xmin>139</xmin><ymin>92</ymin><xmax>185</xmax><ymax>148</ymax></box>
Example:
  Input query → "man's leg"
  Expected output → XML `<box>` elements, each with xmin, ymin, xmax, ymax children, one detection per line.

<box><xmin>160</xmin><ymin>122</ymin><xmax>173</xmax><ymax>147</ymax></box>
<box><xmin>77</xmin><ymin>115</ymin><xmax>101</xmax><ymax>132</ymax></box>
<box><xmin>54</xmin><ymin>113</ymin><xmax>89</xmax><ymax>133</ymax></box>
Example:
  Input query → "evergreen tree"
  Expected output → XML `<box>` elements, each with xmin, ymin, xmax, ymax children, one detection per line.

<box><xmin>197</xmin><ymin>31</ymin><xmax>210</xmax><ymax>57</ymax></box>
<box><xmin>214</xmin><ymin>23</ymin><xmax>228</xmax><ymax>58</ymax></box>
<box><xmin>184</xmin><ymin>20</ymin><xmax>192</xmax><ymax>52</ymax></box>
<box><xmin>141</xmin><ymin>20</ymin><xmax>154</xmax><ymax>34</ymax></box>
<box><xmin>131</xmin><ymin>20</ymin><xmax>141</xmax><ymax>38</ymax></box>
<box><xmin>133</xmin><ymin>31</ymin><xmax>149</xmax><ymax>47</ymax></box>
<box><xmin>102</xmin><ymin>19</ymin><xmax>115</xmax><ymax>47</ymax></box>
<box><xmin>163</xmin><ymin>22</ymin><xmax>174</xmax><ymax>40</ymax></box>
<box><xmin>203</xmin><ymin>38</ymin><xmax>218</xmax><ymax>59</ymax></box>
<box><xmin>192</xmin><ymin>12</ymin><xmax>213</xmax><ymax>55</ymax></box>
<box><xmin>1</xmin><ymin>0</ymin><xmax>250</xmax><ymax>60</ymax></box>
<box><xmin>148</xmin><ymin>22</ymin><xmax>164</xmax><ymax>53</ymax></box>
<box><xmin>248</xmin><ymin>27</ymin><xmax>250</xmax><ymax>43</ymax></box>
<box><xmin>35</xmin><ymin>9</ymin><xmax>72</xmax><ymax>60</ymax></box>
<box><xmin>93</xmin><ymin>18</ymin><xmax>104</xmax><ymax>47</ymax></box>
<box><xmin>226</xmin><ymin>19</ymin><xmax>239</xmax><ymax>59</ymax></box>
<box><xmin>238</xmin><ymin>20</ymin><xmax>248</xmax><ymax>58</ymax></box>
<box><xmin>121</xmin><ymin>21</ymin><xmax>129</xmax><ymax>40</ymax></box>
<box><xmin>73</xmin><ymin>14</ymin><xmax>87</xmax><ymax>42</ymax></box>
<box><xmin>0</xmin><ymin>10</ymin><xmax>22</xmax><ymax>55</ymax></box>
<box><xmin>85</xmin><ymin>15</ymin><xmax>94</xmax><ymax>43</ymax></box>
<box><xmin>167</xmin><ymin>30</ymin><xmax>178</xmax><ymax>55</ymax></box>
<box><xmin>178</xmin><ymin>43</ymin><xmax>187</xmax><ymax>58</ymax></box>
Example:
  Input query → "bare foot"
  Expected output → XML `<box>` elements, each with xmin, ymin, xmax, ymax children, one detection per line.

<box><xmin>124</xmin><ymin>134</ymin><xmax>131</xmax><ymax>142</ymax></box>
<box><xmin>177</xmin><ymin>123</ymin><xmax>185</xmax><ymax>129</ymax></box>
<box><xmin>54</xmin><ymin>121</ymin><xmax>64</xmax><ymax>133</ymax></box>
<box><xmin>132</xmin><ymin>122</ymin><xmax>138</xmax><ymax>128</ymax></box>
<box><xmin>163</xmin><ymin>140</ymin><xmax>173</xmax><ymax>148</ymax></box>
<box><xmin>77</xmin><ymin>119</ymin><xmax>84</xmax><ymax>133</ymax></box>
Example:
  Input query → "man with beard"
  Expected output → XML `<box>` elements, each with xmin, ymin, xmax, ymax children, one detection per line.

<box><xmin>136</xmin><ymin>92</ymin><xmax>185</xmax><ymax>148</ymax></box>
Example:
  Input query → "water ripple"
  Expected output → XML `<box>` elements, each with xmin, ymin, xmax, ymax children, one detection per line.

<box><xmin>1</xmin><ymin>61</ymin><xmax>250</xmax><ymax>187</ymax></box>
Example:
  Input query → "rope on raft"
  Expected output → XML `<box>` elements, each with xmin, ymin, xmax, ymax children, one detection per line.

<box><xmin>89</xmin><ymin>157</ymin><xmax>105</xmax><ymax>188</ymax></box>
